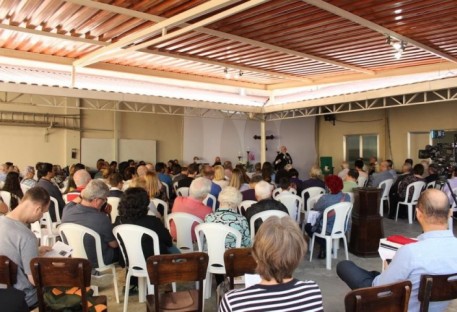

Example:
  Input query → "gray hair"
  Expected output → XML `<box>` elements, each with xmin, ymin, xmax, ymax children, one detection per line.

<box><xmin>218</xmin><ymin>186</ymin><xmax>242</xmax><ymax>210</ymax></box>
<box><xmin>255</xmin><ymin>181</ymin><xmax>273</xmax><ymax>200</ymax></box>
<box><xmin>24</xmin><ymin>166</ymin><xmax>35</xmax><ymax>175</ymax></box>
<box><xmin>81</xmin><ymin>179</ymin><xmax>109</xmax><ymax>201</ymax></box>
<box><xmin>189</xmin><ymin>177</ymin><xmax>211</xmax><ymax>200</ymax></box>
<box><xmin>73</xmin><ymin>169</ymin><xmax>91</xmax><ymax>187</ymax></box>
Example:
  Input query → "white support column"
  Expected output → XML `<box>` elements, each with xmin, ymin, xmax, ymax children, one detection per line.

<box><xmin>113</xmin><ymin>109</ymin><xmax>120</xmax><ymax>161</ymax></box>
<box><xmin>260</xmin><ymin>119</ymin><xmax>266</xmax><ymax>164</ymax></box>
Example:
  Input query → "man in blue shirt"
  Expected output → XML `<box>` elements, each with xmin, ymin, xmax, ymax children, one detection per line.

<box><xmin>336</xmin><ymin>189</ymin><xmax>457</xmax><ymax>311</ymax></box>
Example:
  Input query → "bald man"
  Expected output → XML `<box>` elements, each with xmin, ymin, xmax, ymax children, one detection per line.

<box><xmin>337</xmin><ymin>189</ymin><xmax>457</xmax><ymax>311</ymax></box>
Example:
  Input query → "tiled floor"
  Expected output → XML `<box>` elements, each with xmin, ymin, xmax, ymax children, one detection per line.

<box><xmin>100</xmin><ymin>217</ymin><xmax>457</xmax><ymax>311</ymax></box>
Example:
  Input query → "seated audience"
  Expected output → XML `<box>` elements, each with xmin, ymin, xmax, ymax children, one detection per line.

<box><xmin>61</xmin><ymin>180</ymin><xmax>119</xmax><ymax>269</ymax></box>
<box><xmin>261</xmin><ymin>161</ymin><xmax>275</xmax><ymax>184</ymax></box>
<box><xmin>241</xmin><ymin>175</ymin><xmax>262</xmax><ymax>201</ymax></box>
<box><xmin>204</xmin><ymin>186</ymin><xmax>251</xmax><ymax>248</ymax></box>
<box><xmin>66</xmin><ymin>169</ymin><xmax>92</xmax><ymax>202</ymax></box>
<box><xmin>201</xmin><ymin>165</ymin><xmax>222</xmax><ymax>208</ymax></box>
<box><xmin>391</xmin><ymin>164</ymin><xmax>424</xmax><ymax>219</ymax></box>
<box><xmin>305</xmin><ymin>175</ymin><xmax>350</xmax><ymax>259</ymax></box>
<box><xmin>229</xmin><ymin>168</ymin><xmax>249</xmax><ymax>192</ymax></box>
<box><xmin>368</xmin><ymin>156</ymin><xmax>379</xmax><ymax>175</ymax></box>
<box><xmin>122</xmin><ymin>166</ymin><xmax>137</xmax><ymax>191</ymax></box>
<box><xmin>155</xmin><ymin>162</ymin><xmax>172</xmax><ymax>191</ymax></box>
<box><xmin>0</xmin><ymin>187</ymin><xmax>52</xmax><ymax>308</ymax></box>
<box><xmin>424</xmin><ymin>163</ymin><xmax>439</xmax><ymax>185</ymax></box>
<box><xmin>337</xmin><ymin>161</ymin><xmax>350</xmax><ymax>180</ymax></box>
<box><xmin>244</xmin><ymin>181</ymin><xmax>288</xmax><ymax>233</ymax></box>
<box><xmin>442</xmin><ymin>166</ymin><xmax>457</xmax><ymax>206</ymax></box>
<box><xmin>220</xmin><ymin>216</ymin><xmax>323</xmax><ymax>312</ymax></box>
<box><xmin>136</xmin><ymin>165</ymin><xmax>148</xmax><ymax>178</ymax></box>
<box><xmin>386</xmin><ymin>159</ymin><xmax>397</xmax><ymax>181</ymax></box>
<box><xmin>354</xmin><ymin>159</ymin><xmax>368</xmax><ymax>181</ymax></box>
<box><xmin>387</xmin><ymin>163</ymin><xmax>415</xmax><ymax>219</ymax></box>
<box><xmin>368</xmin><ymin>161</ymin><xmax>394</xmax><ymax>188</ymax></box>
<box><xmin>337</xmin><ymin>189</ymin><xmax>457</xmax><ymax>311</ymax></box>
<box><xmin>171</xmin><ymin>164</ymin><xmax>185</xmax><ymax>183</ymax></box>
<box><xmin>213</xmin><ymin>165</ymin><xmax>229</xmax><ymax>189</ymax></box>
<box><xmin>213</xmin><ymin>156</ymin><xmax>222</xmax><ymax>166</ymax></box>
<box><xmin>288</xmin><ymin>168</ymin><xmax>304</xmax><ymax>195</ymax></box>
<box><xmin>36</xmin><ymin>162</ymin><xmax>65</xmax><ymax>222</ymax></box>
<box><xmin>343</xmin><ymin>169</ymin><xmax>359</xmax><ymax>192</ymax></box>
<box><xmin>302</xmin><ymin>165</ymin><xmax>325</xmax><ymax>190</ymax></box>
<box><xmin>177</xmin><ymin>163</ymin><xmax>198</xmax><ymax>188</ymax></box>
<box><xmin>108</xmin><ymin>173</ymin><xmax>124</xmax><ymax>198</ymax></box>
<box><xmin>114</xmin><ymin>187</ymin><xmax>176</xmax><ymax>258</ymax></box>
<box><xmin>223</xmin><ymin>160</ymin><xmax>233</xmax><ymax>181</ymax></box>
<box><xmin>3</xmin><ymin>171</ymin><xmax>23</xmax><ymax>210</ymax></box>
<box><xmin>170</xmin><ymin>177</ymin><xmax>212</xmax><ymax>240</ymax></box>
<box><xmin>20</xmin><ymin>166</ymin><xmax>37</xmax><ymax>188</ymax></box>
<box><xmin>51</xmin><ymin>164</ymin><xmax>66</xmax><ymax>189</ymax></box>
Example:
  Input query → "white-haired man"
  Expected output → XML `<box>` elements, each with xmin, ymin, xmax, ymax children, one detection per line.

<box><xmin>170</xmin><ymin>177</ymin><xmax>212</xmax><ymax>240</ymax></box>
<box><xmin>244</xmin><ymin>180</ymin><xmax>289</xmax><ymax>233</ymax></box>
<box><xmin>66</xmin><ymin>169</ymin><xmax>92</xmax><ymax>202</ymax></box>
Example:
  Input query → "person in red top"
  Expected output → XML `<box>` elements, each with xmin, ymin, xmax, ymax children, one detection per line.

<box><xmin>170</xmin><ymin>177</ymin><xmax>212</xmax><ymax>241</ymax></box>
<box><xmin>66</xmin><ymin>169</ymin><xmax>92</xmax><ymax>202</ymax></box>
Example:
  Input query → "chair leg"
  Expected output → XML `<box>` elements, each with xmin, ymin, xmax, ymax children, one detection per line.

<box><xmin>332</xmin><ymin>239</ymin><xmax>339</xmax><ymax>259</ymax></box>
<box><xmin>395</xmin><ymin>203</ymin><xmax>400</xmax><ymax>221</ymax></box>
<box><xmin>309</xmin><ymin>236</ymin><xmax>315</xmax><ymax>261</ymax></box>
<box><xmin>342</xmin><ymin>237</ymin><xmax>349</xmax><ymax>260</ymax></box>
<box><xmin>138</xmin><ymin>276</ymin><xmax>147</xmax><ymax>303</ymax></box>
<box><xmin>407</xmin><ymin>204</ymin><xmax>413</xmax><ymax>224</ymax></box>
<box><xmin>325</xmin><ymin>238</ymin><xmax>332</xmax><ymax>270</ymax></box>
<box><xmin>123</xmin><ymin>272</ymin><xmax>131</xmax><ymax>312</ymax></box>
<box><xmin>111</xmin><ymin>265</ymin><xmax>120</xmax><ymax>303</ymax></box>
<box><xmin>204</xmin><ymin>272</ymin><xmax>211</xmax><ymax>299</ymax></box>
<box><xmin>379</xmin><ymin>200</ymin><xmax>383</xmax><ymax>217</ymax></box>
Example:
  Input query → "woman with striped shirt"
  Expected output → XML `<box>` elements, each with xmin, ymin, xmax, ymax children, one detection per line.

<box><xmin>220</xmin><ymin>216</ymin><xmax>323</xmax><ymax>312</ymax></box>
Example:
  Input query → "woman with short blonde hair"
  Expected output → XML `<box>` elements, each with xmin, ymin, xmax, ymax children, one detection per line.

<box><xmin>220</xmin><ymin>216</ymin><xmax>323</xmax><ymax>311</ymax></box>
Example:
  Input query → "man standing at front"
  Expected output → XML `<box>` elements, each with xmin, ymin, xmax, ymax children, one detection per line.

<box><xmin>337</xmin><ymin>189</ymin><xmax>457</xmax><ymax>311</ymax></box>
<box><xmin>274</xmin><ymin>145</ymin><xmax>293</xmax><ymax>171</ymax></box>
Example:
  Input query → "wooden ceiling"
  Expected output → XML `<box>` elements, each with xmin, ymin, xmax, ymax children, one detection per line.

<box><xmin>0</xmin><ymin>0</ymin><xmax>457</xmax><ymax>110</ymax></box>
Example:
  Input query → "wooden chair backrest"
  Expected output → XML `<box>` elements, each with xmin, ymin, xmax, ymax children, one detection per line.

<box><xmin>0</xmin><ymin>255</ymin><xmax>17</xmax><ymax>286</ymax></box>
<box><xmin>224</xmin><ymin>248</ymin><xmax>257</xmax><ymax>290</ymax></box>
<box><xmin>30</xmin><ymin>257</ymin><xmax>94</xmax><ymax>312</ymax></box>
<box><xmin>418</xmin><ymin>273</ymin><xmax>457</xmax><ymax>312</ymax></box>
<box><xmin>345</xmin><ymin>280</ymin><xmax>412</xmax><ymax>312</ymax></box>
<box><xmin>147</xmin><ymin>252</ymin><xmax>208</xmax><ymax>312</ymax></box>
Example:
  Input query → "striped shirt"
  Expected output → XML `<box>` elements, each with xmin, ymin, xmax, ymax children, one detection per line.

<box><xmin>219</xmin><ymin>278</ymin><xmax>323</xmax><ymax>312</ymax></box>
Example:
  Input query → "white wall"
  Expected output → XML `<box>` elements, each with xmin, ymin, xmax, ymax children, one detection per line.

<box><xmin>183</xmin><ymin>116</ymin><xmax>316</xmax><ymax>178</ymax></box>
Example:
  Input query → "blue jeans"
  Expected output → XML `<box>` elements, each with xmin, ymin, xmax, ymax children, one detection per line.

<box><xmin>336</xmin><ymin>260</ymin><xmax>380</xmax><ymax>290</ymax></box>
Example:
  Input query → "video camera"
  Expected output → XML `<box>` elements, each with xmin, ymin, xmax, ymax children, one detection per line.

<box><xmin>418</xmin><ymin>131</ymin><xmax>457</xmax><ymax>182</ymax></box>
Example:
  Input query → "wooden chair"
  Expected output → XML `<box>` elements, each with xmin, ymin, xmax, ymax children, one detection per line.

<box><xmin>418</xmin><ymin>273</ymin><xmax>457</xmax><ymax>312</ymax></box>
<box><xmin>224</xmin><ymin>248</ymin><xmax>257</xmax><ymax>290</ymax></box>
<box><xmin>344</xmin><ymin>280</ymin><xmax>412</xmax><ymax>312</ymax></box>
<box><xmin>30</xmin><ymin>257</ymin><xmax>107</xmax><ymax>312</ymax></box>
<box><xmin>0</xmin><ymin>255</ymin><xmax>17</xmax><ymax>286</ymax></box>
<box><xmin>146</xmin><ymin>252</ymin><xmax>209</xmax><ymax>312</ymax></box>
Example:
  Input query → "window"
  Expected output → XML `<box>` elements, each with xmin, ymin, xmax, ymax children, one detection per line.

<box><xmin>344</xmin><ymin>134</ymin><xmax>378</xmax><ymax>165</ymax></box>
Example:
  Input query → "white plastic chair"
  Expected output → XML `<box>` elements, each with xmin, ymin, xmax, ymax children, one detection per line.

<box><xmin>150</xmin><ymin>198</ymin><xmax>169</xmax><ymax>220</ymax></box>
<box><xmin>107</xmin><ymin>197</ymin><xmax>120</xmax><ymax>222</ymax></box>
<box><xmin>0</xmin><ymin>191</ymin><xmax>11</xmax><ymax>210</ymax></box>
<box><xmin>203</xmin><ymin>193</ymin><xmax>217</xmax><ymax>212</ymax></box>
<box><xmin>395</xmin><ymin>181</ymin><xmax>426</xmax><ymax>224</ymax></box>
<box><xmin>357</xmin><ymin>176</ymin><xmax>367</xmax><ymax>188</ymax></box>
<box><xmin>237</xmin><ymin>200</ymin><xmax>257</xmax><ymax>216</ymax></box>
<box><xmin>58</xmin><ymin>223</ymin><xmax>120</xmax><ymax>303</ymax></box>
<box><xmin>249</xmin><ymin>210</ymin><xmax>289</xmax><ymax>242</ymax></box>
<box><xmin>31</xmin><ymin>211</ymin><xmax>60</xmax><ymax>246</ymax></box>
<box><xmin>173</xmin><ymin>181</ymin><xmax>179</xmax><ymax>193</ymax></box>
<box><xmin>62</xmin><ymin>193</ymin><xmax>69</xmax><ymax>204</ymax></box>
<box><xmin>426</xmin><ymin>181</ymin><xmax>436</xmax><ymax>189</ymax></box>
<box><xmin>161</xmin><ymin>182</ymin><xmax>169</xmax><ymax>199</ymax></box>
<box><xmin>166</xmin><ymin>212</ymin><xmax>203</xmax><ymax>253</ymax></box>
<box><xmin>378</xmin><ymin>179</ymin><xmax>393</xmax><ymax>217</ymax></box>
<box><xmin>195</xmin><ymin>223</ymin><xmax>241</xmax><ymax>299</ymax></box>
<box><xmin>309</xmin><ymin>202</ymin><xmax>352</xmax><ymax>270</ymax></box>
<box><xmin>20</xmin><ymin>183</ymin><xmax>31</xmax><ymax>195</ymax></box>
<box><xmin>272</xmin><ymin>188</ymin><xmax>282</xmax><ymax>199</ymax></box>
<box><xmin>301</xmin><ymin>187</ymin><xmax>325</xmax><ymax>212</ymax></box>
<box><xmin>302</xmin><ymin>194</ymin><xmax>323</xmax><ymax>232</ymax></box>
<box><xmin>176</xmin><ymin>187</ymin><xmax>189</xmax><ymax>197</ymax></box>
<box><xmin>276</xmin><ymin>193</ymin><xmax>303</xmax><ymax>223</ymax></box>
<box><xmin>113</xmin><ymin>224</ymin><xmax>160</xmax><ymax>312</ymax></box>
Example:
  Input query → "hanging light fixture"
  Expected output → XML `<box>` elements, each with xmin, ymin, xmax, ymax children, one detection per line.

<box><xmin>386</xmin><ymin>35</ymin><xmax>407</xmax><ymax>60</ymax></box>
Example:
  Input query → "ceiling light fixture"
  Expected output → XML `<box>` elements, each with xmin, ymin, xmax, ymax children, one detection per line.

<box><xmin>386</xmin><ymin>35</ymin><xmax>407</xmax><ymax>59</ymax></box>
<box><xmin>224</xmin><ymin>68</ymin><xmax>243</xmax><ymax>80</ymax></box>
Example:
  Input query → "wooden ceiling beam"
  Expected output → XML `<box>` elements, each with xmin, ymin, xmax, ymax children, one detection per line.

<box><xmin>64</xmin><ymin>0</ymin><xmax>373</xmax><ymax>75</ymax></box>
<box><xmin>73</xmin><ymin>0</ymin><xmax>240</xmax><ymax>67</ymax></box>
<box><xmin>303</xmin><ymin>0</ymin><xmax>457</xmax><ymax>64</ymax></box>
